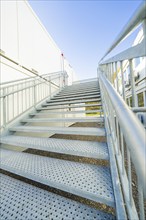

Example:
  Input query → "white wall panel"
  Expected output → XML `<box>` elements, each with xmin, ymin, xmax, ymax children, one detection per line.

<box><xmin>1</xmin><ymin>0</ymin><xmax>77</xmax><ymax>83</ymax></box>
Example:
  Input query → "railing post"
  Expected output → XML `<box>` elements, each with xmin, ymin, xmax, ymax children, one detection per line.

<box><xmin>34</xmin><ymin>79</ymin><xmax>36</xmax><ymax>108</ymax></box>
<box><xmin>142</xmin><ymin>19</ymin><xmax>146</xmax><ymax>39</ymax></box>
<box><xmin>49</xmin><ymin>76</ymin><xmax>51</xmax><ymax>98</ymax></box>
<box><xmin>111</xmin><ymin>62</ymin><xmax>114</xmax><ymax>85</ymax></box>
<box><xmin>110</xmin><ymin>63</ymin><xmax>112</xmax><ymax>83</ymax></box>
<box><xmin>59</xmin><ymin>73</ymin><xmax>62</xmax><ymax>91</ymax></box>
<box><xmin>106</xmin><ymin>64</ymin><xmax>108</xmax><ymax>79</ymax></box>
<box><xmin>115</xmin><ymin>62</ymin><xmax>119</xmax><ymax>93</ymax></box>
<box><xmin>113</xmin><ymin>62</ymin><xmax>116</xmax><ymax>88</ymax></box>
<box><xmin>129</xmin><ymin>59</ymin><xmax>138</xmax><ymax>107</ymax></box>
<box><xmin>64</xmin><ymin>73</ymin><xmax>68</xmax><ymax>86</ymax></box>
<box><xmin>3</xmin><ymin>88</ymin><xmax>6</xmax><ymax>128</ymax></box>
<box><xmin>120</xmin><ymin>61</ymin><xmax>126</xmax><ymax>100</ymax></box>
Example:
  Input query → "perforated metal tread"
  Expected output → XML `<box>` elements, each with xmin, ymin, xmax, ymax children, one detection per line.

<box><xmin>62</xmin><ymin>83</ymin><xmax>98</xmax><ymax>91</ymax></box>
<box><xmin>49</xmin><ymin>94</ymin><xmax>100</xmax><ymax>102</ymax></box>
<box><xmin>0</xmin><ymin>149</ymin><xmax>115</xmax><ymax>207</ymax></box>
<box><xmin>1</xmin><ymin>136</ymin><xmax>108</xmax><ymax>160</ymax></box>
<box><xmin>0</xmin><ymin>174</ymin><xmax>115</xmax><ymax>220</ymax></box>
<box><xmin>30</xmin><ymin>109</ymin><xmax>102</xmax><ymax>116</ymax></box>
<box><xmin>21</xmin><ymin>117</ymin><xmax>104</xmax><ymax>123</ymax></box>
<box><xmin>37</xmin><ymin>103</ymin><xmax>102</xmax><ymax>110</ymax></box>
<box><xmin>9</xmin><ymin>126</ymin><xmax>105</xmax><ymax>136</ymax></box>
<box><xmin>62</xmin><ymin>85</ymin><xmax>98</xmax><ymax>92</ymax></box>
<box><xmin>54</xmin><ymin>91</ymin><xmax>100</xmax><ymax>99</ymax></box>
<box><xmin>58</xmin><ymin>89</ymin><xmax>100</xmax><ymax>96</ymax></box>
<box><xmin>43</xmin><ymin>98</ymin><xmax>101</xmax><ymax>107</ymax></box>
<box><xmin>61</xmin><ymin>86</ymin><xmax>99</xmax><ymax>92</ymax></box>
<box><xmin>64</xmin><ymin>80</ymin><xmax>98</xmax><ymax>87</ymax></box>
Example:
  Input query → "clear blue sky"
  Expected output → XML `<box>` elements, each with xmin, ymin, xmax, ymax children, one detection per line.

<box><xmin>28</xmin><ymin>0</ymin><xmax>143</xmax><ymax>80</ymax></box>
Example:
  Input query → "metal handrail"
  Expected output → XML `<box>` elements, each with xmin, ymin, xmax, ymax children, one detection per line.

<box><xmin>99</xmin><ymin>1</ymin><xmax>146</xmax><ymax>62</ymax></box>
<box><xmin>0</xmin><ymin>74</ymin><xmax>64</xmax><ymax>91</ymax></box>
<box><xmin>0</xmin><ymin>71</ymin><xmax>66</xmax><ymax>86</ymax></box>
<box><xmin>0</xmin><ymin>52</ymin><xmax>67</xmax><ymax>88</ymax></box>
<box><xmin>100</xmin><ymin>73</ymin><xmax>146</xmax><ymax>192</ymax></box>
<box><xmin>0</xmin><ymin>71</ymin><xmax>67</xmax><ymax>131</ymax></box>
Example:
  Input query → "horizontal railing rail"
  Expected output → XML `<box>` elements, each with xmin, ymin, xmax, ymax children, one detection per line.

<box><xmin>101</xmin><ymin>39</ymin><xmax>145</xmax><ymax>64</ymax></box>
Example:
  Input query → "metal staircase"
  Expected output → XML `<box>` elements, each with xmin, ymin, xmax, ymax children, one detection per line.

<box><xmin>0</xmin><ymin>2</ymin><xmax>146</xmax><ymax>220</ymax></box>
<box><xmin>0</xmin><ymin>79</ymin><xmax>118</xmax><ymax>219</ymax></box>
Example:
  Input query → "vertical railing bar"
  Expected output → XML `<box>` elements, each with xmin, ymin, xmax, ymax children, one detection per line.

<box><xmin>7</xmin><ymin>88</ymin><xmax>9</xmax><ymax>123</ymax></box>
<box><xmin>116</xmin><ymin>119</ymin><xmax>120</xmax><ymax>155</ymax></box>
<box><xmin>34</xmin><ymin>79</ymin><xmax>36</xmax><ymax>107</ymax></box>
<box><xmin>22</xmin><ymin>86</ymin><xmax>23</xmax><ymax>113</ymax></box>
<box><xmin>12</xmin><ymin>85</ymin><xmax>14</xmax><ymax>119</ymax></box>
<box><xmin>29</xmin><ymin>83</ymin><xmax>31</xmax><ymax>108</ymax></box>
<box><xmin>120</xmin><ymin>61</ymin><xmax>126</xmax><ymax>100</ymax></box>
<box><xmin>127</xmin><ymin>149</ymin><xmax>133</xmax><ymax>207</ymax></box>
<box><xmin>17</xmin><ymin>84</ymin><xmax>19</xmax><ymax>116</ymax></box>
<box><xmin>115</xmin><ymin>62</ymin><xmax>119</xmax><ymax>93</ymax></box>
<box><xmin>111</xmin><ymin>62</ymin><xmax>114</xmax><ymax>85</ymax></box>
<box><xmin>3</xmin><ymin>88</ymin><xmax>6</xmax><ymax>128</ymax></box>
<box><xmin>113</xmin><ymin>62</ymin><xmax>116</xmax><ymax>88</ymax></box>
<box><xmin>25</xmin><ymin>82</ymin><xmax>27</xmax><ymax>110</ymax></box>
<box><xmin>120</xmin><ymin>131</ymin><xmax>125</xmax><ymax>175</ymax></box>
<box><xmin>109</xmin><ymin>63</ymin><xmax>112</xmax><ymax>83</ymax></box>
<box><xmin>106</xmin><ymin>64</ymin><xmax>108</xmax><ymax>79</ymax></box>
<box><xmin>138</xmin><ymin>176</ymin><xmax>145</xmax><ymax>220</ymax></box>
<box><xmin>129</xmin><ymin>59</ymin><xmax>137</xmax><ymax>107</ymax></box>
<box><xmin>49</xmin><ymin>76</ymin><xmax>51</xmax><ymax>99</ymax></box>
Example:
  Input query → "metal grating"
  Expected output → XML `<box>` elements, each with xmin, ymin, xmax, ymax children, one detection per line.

<box><xmin>9</xmin><ymin>126</ymin><xmax>105</xmax><ymax>136</ymax></box>
<box><xmin>43</xmin><ymin>98</ymin><xmax>101</xmax><ymax>106</ymax></box>
<box><xmin>54</xmin><ymin>91</ymin><xmax>100</xmax><ymax>99</ymax></box>
<box><xmin>0</xmin><ymin>136</ymin><xmax>108</xmax><ymax>160</ymax></box>
<box><xmin>37</xmin><ymin>103</ymin><xmax>102</xmax><ymax>111</ymax></box>
<box><xmin>58</xmin><ymin>89</ymin><xmax>100</xmax><ymax>96</ymax></box>
<box><xmin>0</xmin><ymin>174</ymin><xmax>115</xmax><ymax>220</ymax></box>
<box><xmin>48</xmin><ymin>94</ymin><xmax>100</xmax><ymax>102</ymax></box>
<box><xmin>0</xmin><ymin>149</ymin><xmax>114</xmax><ymax>207</ymax></box>
<box><xmin>30</xmin><ymin>109</ymin><xmax>102</xmax><ymax>116</ymax></box>
<box><xmin>21</xmin><ymin>117</ymin><xmax>103</xmax><ymax>123</ymax></box>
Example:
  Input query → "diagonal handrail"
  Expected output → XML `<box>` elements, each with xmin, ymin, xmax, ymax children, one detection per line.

<box><xmin>99</xmin><ymin>1</ymin><xmax>146</xmax><ymax>63</ymax></box>
<box><xmin>0</xmin><ymin>52</ymin><xmax>68</xmax><ymax>88</ymax></box>
<box><xmin>100</xmin><ymin>72</ymin><xmax>146</xmax><ymax>192</ymax></box>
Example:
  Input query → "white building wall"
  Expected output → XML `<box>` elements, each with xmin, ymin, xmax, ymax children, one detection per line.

<box><xmin>1</xmin><ymin>0</ymin><xmax>77</xmax><ymax>83</ymax></box>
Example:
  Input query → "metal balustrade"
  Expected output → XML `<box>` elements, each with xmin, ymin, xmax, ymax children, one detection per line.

<box><xmin>0</xmin><ymin>70</ymin><xmax>68</xmax><ymax>132</ymax></box>
<box><xmin>0</xmin><ymin>2</ymin><xmax>146</xmax><ymax>220</ymax></box>
<box><xmin>99</xmin><ymin>2</ymin><xmax>146</xmax><ymax>219</ymax></box>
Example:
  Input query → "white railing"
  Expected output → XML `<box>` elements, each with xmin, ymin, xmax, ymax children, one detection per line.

<box><xmin>99</xmin><ymin>2</ymin><xmax>146</xmax><ymax>219</ymax></box>
<box><xmin>0</xmin><ymin>71</ymin><xmax>68</xmax><ymax>133</ymax></box>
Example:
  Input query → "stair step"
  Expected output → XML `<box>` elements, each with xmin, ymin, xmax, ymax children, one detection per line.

<box><xmin>30</xmin><ymin>109</ymin><xmax>102</xmax><ymax>116</ymax></box>
<box><xmin>55</xmin><ymin>91</ymin><xmax>100</xmax><ymax>99</ymax></box>
<box><xmin>43</xmin><ymin>98</ymin><xmax>101</xmax><ymax>107</ymax></box>
<box><xmin>50</xmin><ymin>94</ymin><xmax>100</xmax><ymax>102</ymax></box>
<box><xmin>21</xmin><ymin>117</ymin><xmax>104</xmax><ymax>123</ymax></box>
<box><xmin>1</xmin><ymin>136</ymin><xmax>108</xmax><ymax>159</ymax></box>
<box><xmin>0</xmin><ymin>174</ymin><xmax>115</xmax><ymax>220</ymax></box>
<box><xmin>37</xmin><ymin>103</ymin><xmax>102</xmax><ymax>111</ymax></box>
<box><xmin>0</xmin><ymin>149</ymin><xmax>115</xmax><ymax>207</ymax></box>
<box><xmin>63</xmin><ymin>83</ymin><xmax>98</xmax><ymax>91</ymax></box>
<box><xmin>59</xmin><ymin>88</ymin><xmax>100</xmax><ymax>96</ymax></box>
<box><xmin>62</xmin><ymin>85</ymin><xmax>98</xmax><ymax>91</ymax></box>
<box><xmin>65</xmin><ymin>81</ymin><xmax>98</xmax><ymax>87</ymax></box>
<box><xmin>9</xmin><ymin>126</ymin><xmax>105</xmax><ymax>136</ymax></box>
